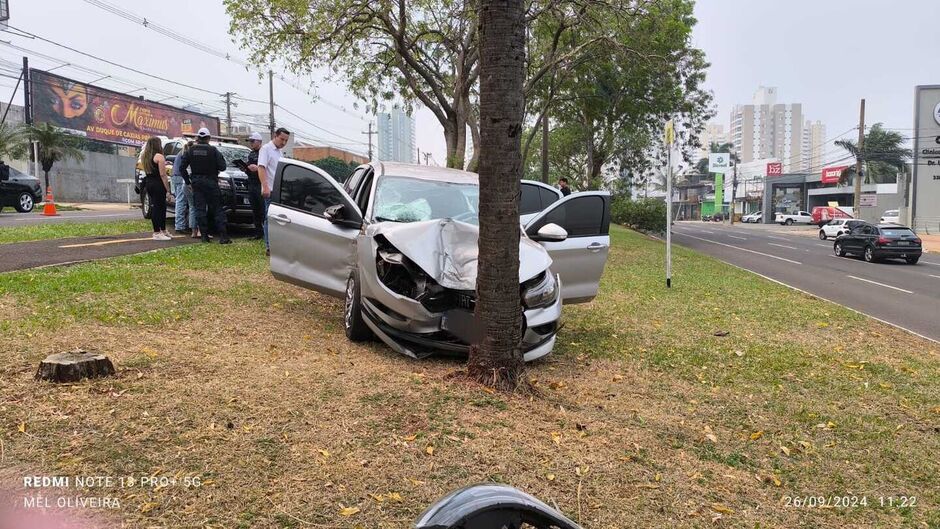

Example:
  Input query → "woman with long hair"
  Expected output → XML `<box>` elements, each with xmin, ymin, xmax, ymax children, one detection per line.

<box><xmin>141</xmin><ymin>136</ymin><xmax>172</xmax><ymax>240</ymax></box>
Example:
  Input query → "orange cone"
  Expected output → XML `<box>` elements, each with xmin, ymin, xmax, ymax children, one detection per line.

<box><xmin>42</xmin><ymin>186</ymin><xmax>58</xmax><ymax>216</ymax></box>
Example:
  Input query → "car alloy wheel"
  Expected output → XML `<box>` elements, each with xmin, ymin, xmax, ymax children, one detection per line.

<box><xmin>16</xmin><ymin>192</ymin><xmax>34</xmax><ymax>213</ymax></box>
<box><xmin>785</xmin><ymin>219</ymin><xmax>793</xmax><ymax>226</ymax></box>
<box><xmin>141</xmin><ymin>192</ymin><xmax>152</xmax><ymax>219</ymax></box>
<box><xmin>343</xmin><ymin>270</ymin><xmax>373</xmax><ymax>342</ymax></box>
<box><xmin>864</xmin><ymin>246</ymin><xmax>875</xmax><ymax>263</ymax></box>
<box><xmin>818</xmin><ymin>230</ymin><xmax>827</xmax><ymax>240</ymax></box>
<box><xmin>834</xmin><ymin>242</ymin><xmax>846</xmax><ymax>257</ymax></box>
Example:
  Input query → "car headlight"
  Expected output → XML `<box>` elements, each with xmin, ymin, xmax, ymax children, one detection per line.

<box><xmin>522</xmin><ymin>272</ymin><xmax>557</xmax><ymax>309</ymax></box>
<box><xmin>217</xmin><ymin>177</ymin><xmax>231</xmax><ymax>190</ymax></box>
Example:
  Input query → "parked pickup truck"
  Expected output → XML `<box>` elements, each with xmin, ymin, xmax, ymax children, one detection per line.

<box><xmin>775</xmin><ymin>211</ymin><xmax>814</xmax><ymax>225</ymax></box>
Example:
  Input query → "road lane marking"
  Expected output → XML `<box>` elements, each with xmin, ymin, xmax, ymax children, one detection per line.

<box><xmin>59</xmin><ymin>237</ymin><xmax>155</xmax><ymax>248</ymax></box>
<box><xmin>817</xmin><ymin>243</ymin><xmax>831</xmax><ymax>247</ymax></box>
<box><xmin>768</xmin><ymin>242</ymin><xmax>799</xmax><ymax>250</ymax></box>
<box><xmin>847</xmin><ymin>275</ymin><xmax>913</xmax><ymax>294</ymax></box>
<box><xmin>674</xmin><ymin>233</ymin><xmax>802</xmax><ymax>265</ymax></box>
<box><xmin>921</xmin><ymin>261</ymin><xmax>940</xmax><ymax>267</ymax></box>
<box><xmin>727</xmin><ymin>235</ymin><xmax>747</xmax><ymax>240</ymax></box>
<box><xmin>698</xmin><ymin>229</ymin><xmax>715</xmax><ymax>234</ymax></box>
<box><xmin>930</xmin><ymin>275</ymin><xmax>940</xmax><ymax>279</ymax></box>
<box><xmin>766</xmin><ymin>235</ymin><xmax>790</xmax><ymax>241</ymax></box>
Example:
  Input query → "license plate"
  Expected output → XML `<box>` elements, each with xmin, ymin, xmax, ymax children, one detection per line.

<box><xmin>897</xmin><ymin>241</ymin><xmax>910</xmax><ymax>246</ymax></box>
<box><xmin>243</xmin><ymin>198</ymin><xmax>250</xmax><ymax>205</ymax></box>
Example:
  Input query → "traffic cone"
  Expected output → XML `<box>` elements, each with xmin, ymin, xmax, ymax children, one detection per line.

<box><xmin>42</xmin><ymin>186</ymin><xmax>58</xmax><ymax>216</ymax></box>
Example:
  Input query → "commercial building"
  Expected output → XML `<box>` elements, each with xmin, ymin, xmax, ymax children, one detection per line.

<box><xmin>291</xmin><ymin>144</ymin><xmax>368</xmax><ymax>165</ymax></box>
<box><xmin>760</xmin><ymin>170</ymin><xmax>902</xmax><ymax>224</ymax></box>
<box><xmin>801</xmin><ymin>120</ymin><xmax>827</xmax><ymax>172</ymax></box>
<box><xmin>377</xmin><ymin>108</ymin><xmax>416</xmax><ymax>163</ymax></box>
<box><xmin>692</xmin><ymin>123</ymin><xmax>729</xmax><ymax>165</ymax></box>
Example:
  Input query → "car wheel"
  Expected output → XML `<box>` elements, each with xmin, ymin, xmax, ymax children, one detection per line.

<box><xmin>863</xmin><ymin>245</ymin><xmax>877</xmax><ymax>263</ymax></box>
<box><xmin>818</xmin><ymin>230</ymin><xmax>827</xmax><ymax>240</ymax></box>
<box><xmin>15</xmin><ymin>192</ymin><xmax>34</xmax><ymax>213</ymax></box>
<box><xmin>344</xmin><ymin>269</ymin><xmax>374</xmax><ymax>342</ymax></box>
<box><xmin>141</xmin><ymin>191</ymin><xmax>152</xmax><ymax>219</ymax></box>
<box><xmin>785</xmin><ymin>219</ymin><xmax>794</xmax><ymax>226</ymax></box>
<box><xmin>834</xmin><ymin>242</ymin><xmax>846</xmax><ymax>257</ymax></box>
<box><xmin>906</xmin><ymin>256</ymin><xmax>920</xmax><ymax>265</ymax></box>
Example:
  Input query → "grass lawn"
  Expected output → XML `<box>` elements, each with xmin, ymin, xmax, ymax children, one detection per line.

<box><xmin>0</xmin><ymin>225</ymin><xmax>937</xmax><ymax>528</ymax></box>
<box><xmin>0</xmin><ymin>219</ymin><xmax>152</xmax><ymax>244</ymax></box>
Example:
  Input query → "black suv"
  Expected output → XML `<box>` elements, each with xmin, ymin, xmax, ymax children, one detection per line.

<box><xmin>135</xmin><ymin>137</ymin><xmax>256</xmax><ymax>223</ymax></box>
<box><xmin>0</xmin><ymin>166</ymin><xmax>43</xmax><ymax>213</ymax></box>
<box><xmin>833</xmin><ymin>224</ymin><xmax>923</xmax><ymax>264</ymax></box>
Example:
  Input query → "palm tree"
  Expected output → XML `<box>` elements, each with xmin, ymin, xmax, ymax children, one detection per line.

<box><xmin>695</xmin><ymin>141</ymin><xmax>737</xmax><ymax>176</ymax></box>
<box><xmin>468</xmin><ymin>0</ymin><xmax>526</xmax><ymax>390</ymax></box>
<box><xmin>23</xmin><ymin>122</ymin><xmax>85</xmax><ymax>189</ymax></box>
<box><xmin>835</xmin><ymin>123</ymin><xmax>911</xmax><ymax>185</ymax></box>
<box><xmin>0</xmin><ymin>122</ymin><xmax>27</xmax><ymax>163</ymax></box>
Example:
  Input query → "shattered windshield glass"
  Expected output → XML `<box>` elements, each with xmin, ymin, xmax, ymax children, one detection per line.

<box><xmin>374</xmin><ymin>175</ymin><xmax>479</xmax><ymax>224</ymax></box>
<box><xmin>218</xmin><ymin>145</ymin><xmax>252</xmax><ymax>168</ymax></box>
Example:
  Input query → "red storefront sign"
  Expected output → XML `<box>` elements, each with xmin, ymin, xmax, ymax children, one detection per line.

<box><xmin>821</xmin><ymin>165</ymin><xmax>849</xmax><ymax>184</ymax></box>
<box><xmin>766</xmin><ymin>162</ymin><xmax>782</xmax><ymax>176</ymax></box>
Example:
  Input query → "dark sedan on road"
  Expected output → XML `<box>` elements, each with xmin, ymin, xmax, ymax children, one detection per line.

<box><xmin>0</xmin><ymin>167</ymin><xmax>43</xmax><ymax>213</ymax></box>
<box><xmin>833</xmin><ymin>224</ymin><xmax>922</xmax><ymax>264</ymax></box>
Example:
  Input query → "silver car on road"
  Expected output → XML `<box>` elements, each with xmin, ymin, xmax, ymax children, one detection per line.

<box><xmin>267</xmin><ymin>160</ymin><xmax>611</xmax><ymax>362</ymax></box>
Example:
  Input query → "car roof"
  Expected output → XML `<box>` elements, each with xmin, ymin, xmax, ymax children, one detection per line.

<box><xmin>374</xmin><ymin>161</ymin><xmax>478</xmax><ymax>184</ymax></box>
<box><xmin>877</xmin><ymin>223</ymin><xmax>910</xmax><ymax>228</ymax></box>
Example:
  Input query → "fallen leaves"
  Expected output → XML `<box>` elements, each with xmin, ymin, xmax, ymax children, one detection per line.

<box><xmin>338</xmin><ymin>506</ymin><xmax>360</xmax><ymax>516</ymax></box>
<box><xmin>749</xmin><ymin>431</ymin><xmax>763</xmax><ymax>441</ymax></box>
<box><xmin>710</xmin><ymin>503</ymin><xmax>734</xmax><ymax>515</ymax></box>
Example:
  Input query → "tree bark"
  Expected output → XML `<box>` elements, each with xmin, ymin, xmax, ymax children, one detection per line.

<box><xmin>36</xmin><ymin>350</ymin><xmax>115</xmax><ymax>383</ymax></box>
<box><xmin>468</xmin><ymin>0</ymin><xmax>526</xmax><ymax>390</ymax></box>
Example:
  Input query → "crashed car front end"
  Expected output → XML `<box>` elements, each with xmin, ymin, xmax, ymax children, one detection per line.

<box><xmin>356</xmin><ymin>218</ymin><xmax>562</xmax><ymax>362</ymax></box>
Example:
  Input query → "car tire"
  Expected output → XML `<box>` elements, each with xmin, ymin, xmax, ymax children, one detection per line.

<box><xmin>834</xmin><ymin>242</ymin><xmax>846</xmax><ymax>257</ymax></box>
<box><xmin>15</xmin><ymin>192</ymin><xmax>34</xmax><ymax>213</ymax></box>
<box><xmin>344</xmin><ymin>269</ymin><xmax>374</xmax><ymax>342</ymax></box>
<box><xmin>863</xmin><ymin>245</ymin><xmax>877</xmax><ymax>263</ymax></box>
<box><xmin>818</xmin><ymin>230</ymin><xmax>827</xmax><ymax>240</ymax></box>
<box><xmin>785</xmin><ymin>219</ymin><xmax>794</xmax><ymax>226</ymax></box>
<box><xmin>906</xmin><ymin>256</ymin><xmax>919</xmax><ymax>265</ymax></box>
<box><xmin>141</xmin><ymin>191</ymin><xmax>152</xmax><ymax>219</ymax></box>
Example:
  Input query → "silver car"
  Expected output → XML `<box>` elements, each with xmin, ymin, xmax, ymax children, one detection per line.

<box><xmin>267</xmin><ymin>160</ymin><xmax>611</xmax><ymax>362</ymax></box>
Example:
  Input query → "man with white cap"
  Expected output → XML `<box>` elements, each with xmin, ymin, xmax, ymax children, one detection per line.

<box><xmin>243</xmin><ymin>132</ymin><xmax>265</xmax><ymax>240</ymax></box>
<box><xmin>179</xmin><ymin>127</ymin><xmax>231</xmax><ymax>244</ymax></box>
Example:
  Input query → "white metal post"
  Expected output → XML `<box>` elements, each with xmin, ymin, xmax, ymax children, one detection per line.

<box><xmin>666</xmin><ymin>139</ymin><xmax>673</xmax><ymax>288</ymax></box>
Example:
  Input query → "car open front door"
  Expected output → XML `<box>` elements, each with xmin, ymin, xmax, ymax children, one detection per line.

<box><xmin>524</xmin><ymin>192</ymin><xmax>611</xmax><ymax>304</ymax></box>
<box><xmin>268</xmin><ymin>160</ymin><xmax>363</xmax><ymax>298</ymax></box>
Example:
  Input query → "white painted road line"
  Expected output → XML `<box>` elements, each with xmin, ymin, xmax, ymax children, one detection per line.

<box><xmin>766</xmin><ymin>235</ymin><xmax>789</xmax><ymax>241</ymax></box>
<box><xmin>698</xmin><ymin>229</ymin><xmax>715</xmax><ymax>234</ymax></box>
<box><xmin>59</xmin><ymin>237</ymin><xmax>153</xmax><ymax>248</ymax></box>
<box><xmin>847</xmin><ymin>275</ymin><xmax>913</xmax><ymax>294</ymax></box>
<box><xmin>727</xmin><ymin>235</ymin><xmax>747</xmax><ymax>240</ymax></box>
<box><xmin>817</xmin><ymin>243</ymin><xmax>831</xmax><ymax>247</ymax></box>
<box><xmin>930</xmin><ymin>275</ymin><xmax>940</xmax><ymax>280</ymax></box>
<box><xmin>674</xmin><ymin>233</ymin><xmax>802</xmax><ymax>265</ymax></box>
<box><xmin>768</xmin><ymin>242</ymin><xmax>799</xmax><ymax>250</ymax></box>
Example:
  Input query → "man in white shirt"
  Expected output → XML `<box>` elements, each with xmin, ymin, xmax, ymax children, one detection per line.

<box><xmin>257</xmin><ymin>127</ymin><xmax>290</xmax><ymax>255</ymax></box>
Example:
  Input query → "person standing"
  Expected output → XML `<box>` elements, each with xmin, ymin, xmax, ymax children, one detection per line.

<box><xmin>257</xmin><ymin>127</ymin><xmax>290</xmax><ymax>256</ymax></box>
<box><xmin>171</xmin><ymin>141</ymin><xmax>198</xmax><ymax>237</ymax></box>
<box><xmin>558</xmin><ymin>177</ymin><xmax>572</xmax><ymax>197</ymax></box>
<box><xmin>243</xmin><ymin>132</ymin><xmax>265</xmax><ymax>240</ymax></box>
<box><xmin>179</xmin><ymin>128</ymin><xmax>231</xmax><ymax>244</ymax></box>
<box><xmin>141</xmin><ymin>136</ymin><xmax>172</xmax><ymax>241</ymax></box>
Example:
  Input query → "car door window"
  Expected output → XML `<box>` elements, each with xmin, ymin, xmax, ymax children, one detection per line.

<box><xmin>277</xmin><ymin>164</ymin><xmax>346</xmax><ymax>216</ymax></box>
<box><xmin>538</xmin><ymin>187</ymin><xmax>559</xmax><ymax>209</ymax></box>
<box><xmin>529</xmin><ymin>195</ymin><xmax>607</xmax><ymax>237</ymax></box>
<box><xmin>354</xmin><ymin>170</ymin><xmax>374</xmax><ymax>216</ymax></box>
<box><xmin>344</xmin><ymin>167</ymin><xmax>366</xmax><ymax>195</ymax></box>
<box><xmin>520</xmin><ymin>183</ymin><xmax>542</xmax><ymax>215</ymax></box>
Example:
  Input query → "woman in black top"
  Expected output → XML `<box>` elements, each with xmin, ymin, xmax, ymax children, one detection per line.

<box><xmin>141</xmin><ymin>136</ymin><xmax>171</xmax><ymax>240</ymax></box>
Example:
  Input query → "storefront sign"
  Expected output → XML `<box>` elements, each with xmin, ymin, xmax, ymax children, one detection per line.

<box><xmin>860</xmin><ymin>194</ymin><xmax>877</xmax><ymax>207</ymax></box>
<box><xmin>30</xmin><ymin>69</ymin><xmax>220</xmax><ymax>147</ymax></box>
<box><xmin>913</xmin><ymin>86</ymin><xmax>940</xmax><ymax>230</ymax></box>
<box><xmin>766</xmin><ymin>162</ymin><xmax>782</xmax><ymax>177</ymax></box>
<box><xmin>821</xmin><ymin>165</ymin><xmax>849</xmax><ymax>185</ymax></box>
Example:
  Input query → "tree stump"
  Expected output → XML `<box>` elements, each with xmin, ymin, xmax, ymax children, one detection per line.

<box><xmin>35</xmin><ymin>350</ymin><xmax>115</xmax><ymax>383</ymax></box>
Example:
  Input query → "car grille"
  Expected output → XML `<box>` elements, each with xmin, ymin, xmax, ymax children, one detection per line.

<box><xmin>233</xmin><ymin>179</ymin><xmax>248</xmax><ymax>191</ymax></box>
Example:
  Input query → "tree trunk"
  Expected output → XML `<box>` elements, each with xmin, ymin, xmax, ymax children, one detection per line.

<box><xmin>468</xmin><ymin>0</ymin><xmax>526</xmax><ymax>390</ymax></box>
<box><xmin>36</xmin><ymin>350</ymin><xmax>115</xmax><ymax>383</ymax></box>
<box><xmin>43</xmin><ymin>169</ymin><xmax>50</xmax><ymax>190</ymax></box>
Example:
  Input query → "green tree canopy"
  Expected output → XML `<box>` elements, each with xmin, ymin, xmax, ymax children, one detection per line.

<box><xmin>835</xmin><ymin>123</ymin><xmax>911</xmax><ymax>185</ymax></box>
<box><xmin>24</xmin><ymin>122</ymin><xmax>85</xmax><ymax>188</ymax></box>
<box><xmin>311</xmin><ymin>156</ymin><xmax>359</xmax><ymax>182</ymax></box>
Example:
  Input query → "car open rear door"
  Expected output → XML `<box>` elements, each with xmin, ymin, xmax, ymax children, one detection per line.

<box><xmin>268</xmin><ymin>159</ymin><xmax>362</xmax><ymax>298</ymax></box>
<box><xmin>524</xmin><ymin>191</ymin><xmax>611</xmax><ymax>304</ymax></box>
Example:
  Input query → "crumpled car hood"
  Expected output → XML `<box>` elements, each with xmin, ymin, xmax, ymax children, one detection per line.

<box><xmin>376</xmin><ymin>218</ymin><xmax>551</xmax><ymax>290</ymax></box>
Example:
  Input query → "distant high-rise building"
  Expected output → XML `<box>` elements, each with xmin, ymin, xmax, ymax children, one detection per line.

<box><xmin>694</xmin><ymin>123</ymin><xmax>730</xmax><ymax>166</ymax></box>
<box><xmin>800</xmin><ymin>120</ymin><xmax>827</xmax><ymax>172</ymax></box>
<box><xmin>377</xmin><ymin>108</ymin><xmax>416</xmax><ymax>163</ymax></box>
<box><xmin>730</xmin><ymin>87</ymin><xmax>815</xmax><ymax>174</ymax></box>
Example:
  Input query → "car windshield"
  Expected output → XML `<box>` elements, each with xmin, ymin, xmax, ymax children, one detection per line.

<box><xmin>218</xmin><ymin>145</ymin><xmax>251</xmax><ymax>168</ymax></box>
<box><xmin>373</xmin><ymin>175</ymin><xmax>478</xmax><ymax>224</ymax></box>
<box><xmin>881</xmin><ymin>228</ymin><xmax>915</xmax><ymax>237</ymax></box>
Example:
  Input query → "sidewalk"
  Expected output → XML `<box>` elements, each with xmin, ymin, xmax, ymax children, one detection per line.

<box><xmin>0</xmin><ymin>232</ymin><xmax>197</xmax><ymax>273</ymax></box>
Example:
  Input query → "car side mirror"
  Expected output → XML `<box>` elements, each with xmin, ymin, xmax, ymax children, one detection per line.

<box><xmin>532</xmin><ymin>223</ymin><xmax>567</xmax><ymax>242</ymax></box>
<box><xmin>324</xmin><ymin>204</ymin><xmax>346</xmax><ymax>223</ymax></box>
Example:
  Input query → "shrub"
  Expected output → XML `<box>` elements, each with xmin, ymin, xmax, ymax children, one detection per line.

<box><xmin>611</xmin><ymin>196</ymin><xmax>666</xmax><ymax>233</ymax></box>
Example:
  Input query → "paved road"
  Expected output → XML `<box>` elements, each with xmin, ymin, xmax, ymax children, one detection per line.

<box><xmin>0</xmin><ymin>209</ymin><xmax>141</xmax><ymax>227</ymax></box>
<box><xmin>670</xmin><ymin>221</ymin><xmax>940</xmax><ymax>342</ymax></box>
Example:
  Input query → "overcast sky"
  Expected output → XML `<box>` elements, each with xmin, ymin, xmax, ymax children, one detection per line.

<box><xmin>1</xmin><ymin>1</ymin><xmax>938</xmax><ymax>168</ymax></box>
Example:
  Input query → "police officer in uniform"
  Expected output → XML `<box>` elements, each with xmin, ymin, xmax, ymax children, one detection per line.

<box><xmin>179</xmin><ymin>128</ymin><xmax>231</xmax><ymax>244</ymax></box>
<box><xmin>243</xmin><ymin>132</ymin><xmax>265</xmax><ymax>240</ymax></box>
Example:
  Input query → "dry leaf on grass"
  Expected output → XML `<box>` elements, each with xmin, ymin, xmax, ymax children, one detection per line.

<box><xmin>749</xmin><ymin>431</ymin><xmax>763</xmax><ymax>441</ymax></box>
<box><xmin>338</xmin><ymin>506</ymin><xmax>360</xmax><ymax>516</ymax></box>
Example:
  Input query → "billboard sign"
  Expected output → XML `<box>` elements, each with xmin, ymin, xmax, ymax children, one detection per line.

<box><xmin>30</xmin><ymin>69</ymin><xmax>220</xmax><ymax>147</ymax></box>
<box><xmin>860</xmin><ymin>194</ymin><xmax>877</xmax><ymax>207</ymax></box>
<box><xmin>708</xmin><ymin>153</ymin><xmax>731</xmax><ymax>174</ymax></box>
<box><xmin>766</xmin><ymin>162</ymin><xmax>782</xmax><ymax>177</ymax></box>
<box><xmin>821</xmin><ymin>165</ymin><xmax>849</xmax><ymax>185</ymax></box>
<box><xmin>913</xmin><ymin>86</ymin><xmax>940</xmax><ymax>231</ymax></box>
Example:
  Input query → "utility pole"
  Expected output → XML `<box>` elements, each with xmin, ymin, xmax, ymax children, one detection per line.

<box><xmin>416</xmin><ymin>145</ymin><xmax>421</xmax><ymax>165</ymax></box>
<box><xmin>541</xmin><ymin>112</ymin><xmax>549</xmax><ymax>183</ymax></box>
<box><xmin>665</xmin><ymin>119</ymin><xmax>675</xmax><ymax>288</ymax></box>
<box><xmin>362</xmin><ymin>122</ymin><xmax>374</xmax><ymax>160</ymax></box>
<box><xmin>423</xmin><ymin>152</ymin><xmax>430</xmax><ymax>166</ymax></box>
<box><xmin>852</xmin><ymin>99</ymin><xmax>866</xmax><ymax>214</ymax></box>
<box><xmin>268</xmin><ymin>71</ymin><xmax>275</xmax><ymax>137</ymax></box>
<box><xmin>22</xmin><ymin>56</ymin><xmax>39</xmax><ymax>181</ymax></box>
<box><xmin>224</xmin><ymin>92</ymin><xmax>233</xmax><ymax>135</ymax></box>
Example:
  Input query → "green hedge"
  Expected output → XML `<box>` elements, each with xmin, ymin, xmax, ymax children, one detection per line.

<box><xmin>611</xmin><ymin>197</ymin><xmax>666</xmax><ymax>233</ymax></box>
